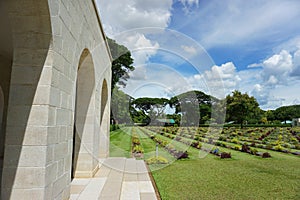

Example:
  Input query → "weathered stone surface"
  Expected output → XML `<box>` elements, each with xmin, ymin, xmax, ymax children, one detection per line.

<box><xmin>0</xmin><ymin>0</ymin><xmax>111</xmax><ymax>199</ymax></box>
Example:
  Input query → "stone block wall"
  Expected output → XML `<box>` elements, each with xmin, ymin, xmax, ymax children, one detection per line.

<box><xmin>0</xmin><ymin>0</ymin><xmax>111</xmax><ymax>199</ymax></box>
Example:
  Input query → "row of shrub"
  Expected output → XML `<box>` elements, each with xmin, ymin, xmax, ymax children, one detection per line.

<box><xmin>148</xmin><ymin>127</ymin><xmax>272</xmax><ymax>159</ymax></box>
<box><xmin>131</xmin><ymin>129</ymin><xmax>144</xmax><ymax>157</ymax></box>
<box><xmin>146</xmin><ymin>127</ymin><xmax>232</xmax><ymax>159</ymax></box>
<box><xmin>173</xmin><ymin>126</ymin><xmax>297</xmax><ymax>155</ymax></box>
<box><xmin>139</xmin><ymin>128</ymin><xmax>189</xmax><ymax>160</ymax></box>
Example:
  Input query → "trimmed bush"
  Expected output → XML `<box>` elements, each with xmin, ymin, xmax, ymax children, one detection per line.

<box><xmin>220</xmin><ymin>152</ymin><xmax>231</xmax><ymax>159</ymax></box>
<box><xmin>176</xmin><ymin>151</ymin><xmax>189</xmax><ymax>159</ymax></box>
<box><xmin>241</xmin><ymin>144</ymin><xmax>250</xmax><ymax>152</ymax></box>
<box><xmin>250</xmin><ymin>148</ymin><xmax>258</xmax><ymax>155</ymax></box>
<box><xmin>146</xmin><ymin>156</ymin><xmax>169</xmax><ymax>164</ymax></box>
<box><xmin>262</xmin><ymin>152</ymin><xmax>271</xmax><ymax>158</ymax></box>
<box><xmin>132</xmin><ymin>145</ymin><xmax>144</xmax><ymax>153</ymax></box>
<box><xmin>234</xmin><ymin>145</ymin><xmax>241</xmax><ymax>151</ymax></box>
<box><xmin>231</xmin><ymin>137</ymin><xmax>239</xmax><ymax>144</ymax></box>
<box><xmin>274</xmin><ymin>145</ymin><xmax>283</xmax><ymax>151</ymax></box>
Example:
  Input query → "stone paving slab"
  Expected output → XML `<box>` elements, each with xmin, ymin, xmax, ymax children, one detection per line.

<box><xmin>70</xmin><ymin>158</ymin><xmax>158</xmax><ymax>200</ymax></box>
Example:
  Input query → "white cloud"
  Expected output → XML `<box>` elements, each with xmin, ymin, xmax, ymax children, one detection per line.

<box><xmin>116</xmin><ymin>32</ymin><xmax>160</xmax><ymax>65</ymax></box>
<box><xmin>129</xmin><ymin>65</ymin><xmax>147</xmax><ymax>80</ymax></box>
<box><xmin>97</xmin><ymin>0</ymin><xmax>172</xmax><ymax>36</ymax></box>
<box><xmin>96</xmin><ymin>0</ymin><xmax>300</xmax><ymax>110</ymax></box>
<box><xmin>185</xmin><ymin>62</ymin><xmax>241</xmax><ymax>99</ymax></box>
<box><xmin>181</xmin><ymin>45</ymin><xmax>197</xmax><ymax>56</ymax></box>
<box><xmin>123</xmin><ymin>63</ymin><xmax>191</xmax><ymax>98</ymax></box>
<box><xmin>246</xmin><ymin>48</ymin><xmax>300</xmax><ymax>109</ymax></box>
<box><xmin>263</xmin><ymin>50</ymin><xmax>293</xmax><ymax>75</ymax></box>
<box><xmin>185</xmin><ymin>51</ymin><xmax>300</xmax><ymax>109</ymax></box>
<box><xmin>97</xmin><ymin>0</ymin><xmax>173</xmax><ymax>66</ymax></box>
<box><xmin>204</xmin><ymin>62</ymin><xmax>240</xmax><ymax>88</ymax></box>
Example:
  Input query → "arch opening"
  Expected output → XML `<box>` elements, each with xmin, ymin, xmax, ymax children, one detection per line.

<box><xmin>99</xmin><ymin>79</ymin><xmax>109</xmax><ymax>158</ymax></box>
<box><xmin>72</xmin><ymin>49</ymin><xmax>97</xmax><ymax>179</ymax></box>
<box><xmin>100</xmin><ymin>80</ymin><xmax>108</xmax><ymax>124</ymax></box>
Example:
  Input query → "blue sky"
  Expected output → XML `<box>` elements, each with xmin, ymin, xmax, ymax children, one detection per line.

<box><xmin>96</xmin><ymin>0</ymin><xmax>300</xmax><ymax>110</ymax></box>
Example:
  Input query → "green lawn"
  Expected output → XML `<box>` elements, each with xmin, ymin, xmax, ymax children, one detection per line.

<box><xmin>110</xmin><ymin>126</ymin><xmax>300</xmax><ymax>199</ymax></box>
<box><xmin>152</xmin><ymin>152</ymin><xmax>300</xmax><ymax>200</ymax></box>
<box><xmin>135</xmin><ymin>127</ymin><xmax>174</xmax><ymax>161</ymax></box>
<box><xmin>109</xmin><ymin>127</ymin><xmax>132</xmax><ymax>157</ymax></box>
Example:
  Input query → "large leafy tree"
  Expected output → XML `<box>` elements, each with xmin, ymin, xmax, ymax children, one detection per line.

<box><xmin>107</xmin><ymin>37</ymin><xmax>134</xmax><ymax>91</ymax></box>
<box><xmin>131</xmin><ymin>97</ymin><xmax>169</xmax><ymax>124</ymax></box>
<box><xmin>226</xmin><ymin>90</ymin><xmax>261</xmax><ymax>128</ymax></box>
<box><xmin>110</xmin><ymin>87</ymin><xmax>134</xmax><ymax>124</ymax></box>
<box><xmin>169</xmin><ymin>90</ymin><xmax>216</xmax><ymax>125</ymax></box>
<box><xmin>273</xmin><ymin>105</ymin><xmax>300</xmax><ymax>123</ymax></box>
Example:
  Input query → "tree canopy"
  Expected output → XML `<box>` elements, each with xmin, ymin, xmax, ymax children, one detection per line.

<box><xmin>131</xmin><ymin>97</ymin><xmax>169</xmax><ymax>125</ymax></box>
<box><xmin>226</xmin><ymin>90</ymin><xmax>261</xmax><ymax>128</ymax></box>
<box><xmin>110</xmin><ymin>87</ymin><xmax>134</xmax><ymax>124</ymax></box>
<box><xmin>107</xmin><ymin>37</ymin><xmax>134</xmax><ymax>91</ymax></box>
<box><xmin>169</xmin><ymin>90</ymin><xmax>217</xmax><ymax>125</ymax></box>
<box><xmin>273</xmin><ymin>105</ymin><xmax>300</xmax><ymax>123</ymax></box>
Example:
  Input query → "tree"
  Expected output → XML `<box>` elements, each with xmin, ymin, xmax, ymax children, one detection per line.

<box><xmin>273</xmin><ymin>105</ymin><xmax>300</xmax><ymax>123</ymax></box>
<box><xmin>169</xmin><ymin>90</ymin><xmax>216</xmax><ymax>125</ymax></box>
<box><xmin>226</xmin><ymin>90</ymin><xmax>260</xmax><ymax>128</ymax></box>
<box><xmin>131</xmin><ymin>97</ymin><xmax>169</xmax><ymax>124</ymax></box>
<box><xmin>265</xmin><ymin>110</ymin><xmax>275</xmax><ymax>122</ymax></box>
<box><xmin>107</xmin><ymin>37</ymin><xmax>134</xmax><ymax>91</ymax></box>
<box><xmin>110</xmin><ymin>87</ymin><xmax>134</xmax><ymax>124</ymax></box>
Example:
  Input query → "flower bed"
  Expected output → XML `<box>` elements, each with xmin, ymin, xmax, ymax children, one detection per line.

<box><xmin>131</xmin><ymin>129</ymin><xmax>144</xmax><ymax>158</ymax></box>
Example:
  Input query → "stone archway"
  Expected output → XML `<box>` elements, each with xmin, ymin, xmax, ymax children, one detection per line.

<box><xmin>99</xmin><ymin>79</ymin><xmax>109</xmax><ymax>158</ymax></box>
<box><xmin>72</xmin><ymin>49</ymin><xmax>98</xmax><ymax>178</ymax></box>
<box><xmin>100</xmin><ymin>80</ymin><xmax>108</xmax><ymax>124</ymax></box>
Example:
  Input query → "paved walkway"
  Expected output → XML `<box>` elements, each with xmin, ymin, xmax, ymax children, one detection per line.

<box><xmin>70</xmin><ymin>158</ymin><xmax>158</xmax><ymax>200</ymax></box>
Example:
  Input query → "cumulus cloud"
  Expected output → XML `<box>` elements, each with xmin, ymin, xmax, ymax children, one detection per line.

<box><xmin>97</xmin><ymin>0</ymin><xmax>173</xmax><ymax>67</ymax></box>
<box><xmin>116</xmin><ymin>32</ymin><xmax>160</xmax><ymax>65</ymax></box>
<box><xmin>181</xmin><ymin>45</ymin><xmax>197</xmax><ymax>56</ymax></box>
<box><xmin>262</xmin><ymin>50</ymin><xmax>293</xmax><ymax>84</ymax></box>
<box><xmin>128</xmin><ymin>65</ymin><xmax>147</xmax><ymax>80</ymax></box>
<box><xmin>97</xmin><ymin>0</ymin><xmax>300</xmax><ymax>110</ymax></box>
<box><xmin>204</xmin><ymin>62</ymin><xmax>240</xmax><ymax>88</ymax></box>
<box><xmin>186</xmin><ymin>62</ymin><xmax>241</xmax><ymax>98</ymax></box>
<box><xmin>123</xmin><ymin>63</ymin><xmax>190</xmax><ymax>98</ymax></box>
<box><xmin>97</xmin><ymin>0</ymin><xmax>172</xmax><ymax>35</ymax></box>
<box><xmin>246</xmin><ymin>48</ymin><xmax>300</xmax><ymax>109</ymax></box>
<box><xmin>186</xmin><ymin>51</ymin><xmax>300</xmax><ymax>109</ymax></box>
<box><xmin>251</xmin><ymin>84</ymin><xmax>268</xmax><ymax>106</ymax></box>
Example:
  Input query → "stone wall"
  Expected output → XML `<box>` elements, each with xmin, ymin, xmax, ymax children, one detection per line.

<box><xmin>0</xmin><ymin>0</ymin><xmax>111</xmax><ymax>199</ymax></box>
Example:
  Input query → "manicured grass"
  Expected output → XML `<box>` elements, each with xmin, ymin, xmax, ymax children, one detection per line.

<box><xmin>109</xmin><ymin>127</ymin><xmax>132</xmax><ymax>157</ymax></box>
<box><xmin>135</xmin><ymin>127</ymin><xmax>174</xmax><ymax>161</ymax></box>
<box><xmin>152</xmin><ymin>149</ymin><xmax>300</xmax><ymax>200</ymax></box>
<box><xmin>110</xmin><ymin>126</ymin><xmax>300</xmax><ymax>199</ymax></box>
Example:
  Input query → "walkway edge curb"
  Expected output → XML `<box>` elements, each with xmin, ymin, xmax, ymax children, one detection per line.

<box><xmin>144</xmin><ymin>161</ymin><xmax>161</xmax><ymax>200</ymax></box>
